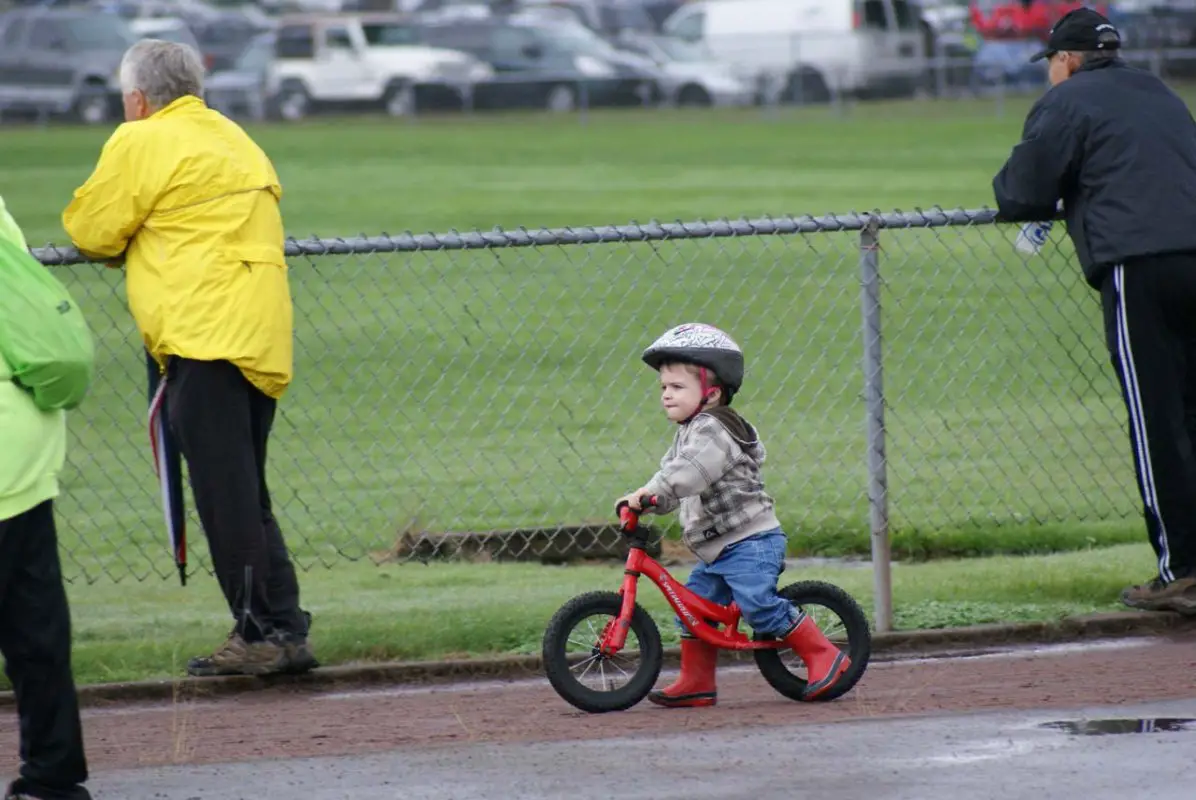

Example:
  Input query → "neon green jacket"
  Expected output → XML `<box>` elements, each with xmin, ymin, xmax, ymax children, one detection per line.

<box><xmin>0</xmin><ymin>195</ymin><xmax>67</xmax><ymax>521</ymax></box>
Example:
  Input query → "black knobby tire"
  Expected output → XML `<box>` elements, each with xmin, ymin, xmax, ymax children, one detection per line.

<box><xmin>542</xmin><ymin>590</ymin><xmax>663</xmax><ymax>713</ymax></box>
<box><xmin>752</xmin><ymin>580</ymin><xmax>871</xmax><ymax>703</ymax></box>
<box><xmin>783</xmin><ymin>67</ymin><xmax>831</xmax><ymax>105</ymax></box>
<box><xmin>273</xmin><ymin>80</ymin><xmax>311</xmax><ymax>122</ymax></box>
<box><xmin>677</xmin><ymin>84</ymin><xmax>711</xmax><ymax>106</ymax></box>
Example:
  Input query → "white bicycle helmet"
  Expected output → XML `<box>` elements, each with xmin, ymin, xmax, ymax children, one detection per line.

<box><xmin>641</xmin><ymin>323</ymin><xmax>745</xmax><ymax>404</ymax></box>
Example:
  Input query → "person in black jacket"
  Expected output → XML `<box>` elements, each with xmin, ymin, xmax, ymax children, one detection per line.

<box><xmin>992</xmin><ymin>6</ymin><xmax>1196</xmax><ymax>616</ymax></box>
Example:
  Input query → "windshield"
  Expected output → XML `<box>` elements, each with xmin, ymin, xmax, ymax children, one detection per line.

<box><xmin>235</xmin><ymin>36</ymin><xmax>274</xmax><ymax>71</ymax></box>
<box><xmin>538</xmin><ymin>23</ymin><xmax>618</xmax><ymax>57</ymax></box>
<box><xmin>67</xmin><ymin>15</ymin><xmax>137</xmax><ymax>49</ymax></box>
<box><xmin>653</xmin><ymin>36</ymin><xmax>713</xmax><ymax>62</ymax></box>
<box><xmin>362</xmin><ymin>23</ymin><xmax>423</xmax><ymax>46</ymax></box>
<box><xmin>140</xmin><ymin>25</ymin><xmax>199</xmax><ymax>48</ymax></box>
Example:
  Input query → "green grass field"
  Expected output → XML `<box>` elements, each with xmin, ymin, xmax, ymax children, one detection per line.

<box><xmin>0</xmin><ymin>93</ymin><xmax>1180</xmax><ymax>686</ymax></box>
<box><xmin>0</xmin><ymin>96</ymin><xmax>1151</xmax><ymax>586</ymax></box>
<box><xmin>49</xmin><ymin>541</ymin><xmax>1164</xmax><ymax>688</ymax></box>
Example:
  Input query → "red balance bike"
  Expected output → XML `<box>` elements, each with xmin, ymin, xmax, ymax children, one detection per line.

<box><xmin>543</xmin><ymin>496</ymin><xmax>872</xmax><ymax>713</ymax></box>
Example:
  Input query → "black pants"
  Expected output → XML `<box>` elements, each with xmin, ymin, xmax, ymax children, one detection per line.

<box><xmin>0</xmin><ymin>500</ymin><xmax>90</xmax><ymax>800</ymax></box>
<box><xmin>164</xmin><ymin>357</ymin><xmax>308</xmax><ymax>642</ymax></box>
<box><xmin>1101</xmin><ymin>253</ymin><xmax>1196</xmax><ymax>584</ymax></box>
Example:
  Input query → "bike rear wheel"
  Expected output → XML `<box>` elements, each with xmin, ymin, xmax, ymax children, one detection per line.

<box><xmin>752</xmin><ymin>580</ymin><xmax>871</xmax><ymax>702</ymax></box>
<box><xmin>542</xmin><ymin>590</ymin><xmax>663</xmax><ymax>713</ymax></box>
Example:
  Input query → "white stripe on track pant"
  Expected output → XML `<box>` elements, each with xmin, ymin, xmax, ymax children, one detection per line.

<box><xmin>1099</xmin><ymin>256</ymin><xmax>1196</xmax><ymax>584</ymax></box>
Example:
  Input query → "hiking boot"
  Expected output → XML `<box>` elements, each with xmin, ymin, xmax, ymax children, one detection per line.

<box><xmin>275</xmin><ymin>610</ymin><xmax>317</xmax><ymax>673</ymax></box>
<box><xmin>186</xmin><ymin>633</ymin><xmax>288</xmax><ymax>677</ymax></box>
<box><xmin>280</xmin><ymin>634</ymin><xmax>319</xmax><ymax>674</ymax></box>
<box><xmin>1121</xmin><ymin>576</ymin><xmax>1196</xmax><ymax>614</ymax></box>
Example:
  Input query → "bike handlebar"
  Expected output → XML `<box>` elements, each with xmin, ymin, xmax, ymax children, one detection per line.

<box><xmin>615</xmin><ymin>494</ymin><xmax>658</xmax><ymax>534</ymax></box>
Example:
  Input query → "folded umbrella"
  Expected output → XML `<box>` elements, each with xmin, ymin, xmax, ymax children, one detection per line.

<box><xmin>146</xmin><ymin>350</ymin><xmax>187</xmax><ymax>586</ymax></box>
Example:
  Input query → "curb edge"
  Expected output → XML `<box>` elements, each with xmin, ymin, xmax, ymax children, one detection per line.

<box><xmin>11</xmin><ymin>610</ymin><xmax>1193</xmax><ymax>710</ymax></box>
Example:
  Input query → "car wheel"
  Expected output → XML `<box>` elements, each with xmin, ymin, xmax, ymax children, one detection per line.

<box><xmin>383</xmin><ymin>80</ymin><xmax>416</xmax><ymax>117</ymax></box>
<box><xmin>74</xmin><ymin>84</ymin><xmax>113</xmax><ymax>125</ymax></box>
<box><xmin>677</xmin><ymin>84</ymin><xmax>711</xmax><ymax>106</ymax></box>
<box><xmin>783</xmin><ymin>67</ymin><xmax>831</xmax><ymax>105</ymax></box>
<box><xmin>274</xmin><ymin>82</ymin><xmax>310</xmax><ymax>122</ymax></box>
<box><xmin>545</xmin><ymin>84</ymin><xmax>576</xmax><ymax>113</ymax></box>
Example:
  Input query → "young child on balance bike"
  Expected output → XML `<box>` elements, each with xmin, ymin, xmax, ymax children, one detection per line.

<box><xmin>615</xmin><ymin>322</ymin><xmax>851</xmax><ymax>708</ymax></box>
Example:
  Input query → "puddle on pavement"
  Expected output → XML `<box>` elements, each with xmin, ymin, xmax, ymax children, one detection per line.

<box><xmin>1040</xmin><ymin>718</ymin><xmax>1196</xmax><ymax>736</ymax></box>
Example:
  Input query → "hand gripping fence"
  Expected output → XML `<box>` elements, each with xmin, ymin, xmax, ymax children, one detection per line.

<box><xmin>33</xmin><ymin>206</ymin><xmax>1137</xmax><ymax>632</ymax></box>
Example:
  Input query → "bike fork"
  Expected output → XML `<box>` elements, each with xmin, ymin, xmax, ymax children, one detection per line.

<box><xmin>598</xmin><ymin>569</ymin><xmax>641</xmax><ymax>656</ymax></box>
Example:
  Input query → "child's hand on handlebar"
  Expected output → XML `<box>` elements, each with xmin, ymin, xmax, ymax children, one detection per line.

<box><xmin>614</xmin><ymin>488</ymin><xmax>653</xmax><ymax>513</ymax></box>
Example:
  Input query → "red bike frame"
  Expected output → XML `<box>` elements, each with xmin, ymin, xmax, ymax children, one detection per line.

<box><xmin>597</xmin><ymin>497</ymin><xmax>787</xmax><ymax>657</ymax></box>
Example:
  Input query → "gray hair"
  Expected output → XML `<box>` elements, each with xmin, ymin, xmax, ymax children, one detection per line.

<box><xmin>119</xmin><ymin>39</ymin><xmax>206</xmax><ymax>109</ymax></box>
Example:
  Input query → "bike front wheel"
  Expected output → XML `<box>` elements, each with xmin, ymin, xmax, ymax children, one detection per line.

<box><xmin>542</xmin><ymin>590</ymin><xmax>663</xmax><ymax>713</ymax></box>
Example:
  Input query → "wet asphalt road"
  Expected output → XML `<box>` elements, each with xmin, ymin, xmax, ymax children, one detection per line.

<box><xmin>89</xmin><ymin>695</ymin><xmax>1196</xmax><ymax>800</ymax></box>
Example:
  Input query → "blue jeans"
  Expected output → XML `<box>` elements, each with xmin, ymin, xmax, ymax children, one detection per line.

<box><xmin>678</xmin><ymin>529</ymin><xmax>798</xmax><ymax>638</ymax></box>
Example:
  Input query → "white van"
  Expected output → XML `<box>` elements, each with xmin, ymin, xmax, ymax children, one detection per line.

<box><xmin>661</xmin><ymin>0</ymin><xmax>926</xmax><ymax>102</ymax></box>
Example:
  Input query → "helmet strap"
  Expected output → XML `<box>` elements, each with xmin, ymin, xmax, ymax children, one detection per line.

<box><xmin>681</xmin><ymin>367</ymin><xmax>719</xmax><ymax>424</ymax></box>
<box><xmin>699</xmin><ymin>367</ymin><xmax>719</xmax><ymax>405</ymax></box>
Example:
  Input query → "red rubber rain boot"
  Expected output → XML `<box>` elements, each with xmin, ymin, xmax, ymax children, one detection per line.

<box><xmin>781</xmin><ymin>614</ymin><xmax>851</xmax><ymax>700</ymax></box>
<box><xmin>648</xmin><ymin>636</ymin><xmax>718</xmax><ymax>708</ymax></box>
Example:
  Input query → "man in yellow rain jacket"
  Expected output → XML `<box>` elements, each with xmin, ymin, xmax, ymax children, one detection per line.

<box><xmin>0</xmin><ymin>197</ymin><xmax>92</xmax><ymax>800</ymax></box>
<box><xmin>62</xmin><ymin>39</ymin><xmax>315</xmax><ymax>678</ymax></box>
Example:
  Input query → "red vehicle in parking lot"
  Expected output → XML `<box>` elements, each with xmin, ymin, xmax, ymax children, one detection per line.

<box><xmin>970</xmin><ymin>0</ymin><xmax>1108</xmax><ymax>41</ymax></box>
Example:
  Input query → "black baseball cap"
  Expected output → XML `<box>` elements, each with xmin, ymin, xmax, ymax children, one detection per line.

<box><xmin>1029</xmin><ymin>7</ymin><xmax>1122</xmax><ymax>63</ymax></box>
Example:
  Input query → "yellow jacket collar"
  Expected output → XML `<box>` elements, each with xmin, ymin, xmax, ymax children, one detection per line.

<box><xmin>149</xmin><ymin>95</ymin><xmax>206</xmax><ymax>120</ymax></box>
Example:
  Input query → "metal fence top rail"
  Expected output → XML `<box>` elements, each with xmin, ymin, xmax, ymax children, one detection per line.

<box><xmin>30</xmin><ymin>207</ymin><xmax>1026</xmax><ymax>266</ymax></box>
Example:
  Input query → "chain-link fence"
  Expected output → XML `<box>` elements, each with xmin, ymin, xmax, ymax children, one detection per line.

<box><xmin>33</xmin><ymin>207</ymin><xmax>1139</xmax><ymax>596</ymax></box>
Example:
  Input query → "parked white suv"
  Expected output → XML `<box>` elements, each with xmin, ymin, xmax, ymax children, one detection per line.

<box><xmin>662</xmin><ymin>0</ymin><xmax>926</xmax><ymax>103</ymax></box>
<box><xmin>268</xmin><ymin>13</ymin><xmax>494</xmax><ymax>120</ymax></box>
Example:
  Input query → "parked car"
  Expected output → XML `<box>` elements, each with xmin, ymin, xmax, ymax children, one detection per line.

<box><xmin>616</xmin><ymin>31</ymin><xmax>755</xmax><ymax>105</ymax></box>
<box><xmin>0</xmin><ymin>6</ymin><xmax>134</xmax><ymax>124</ymax></box>
<box><xmin>519</xmin><ymin>0</ymin><xmax>662</xmax><ymax>38</ymax></box>
<box><xmin>907</xmin><ymin>0</ymin><xmax>978</xmax><ymax>94</ymax></box>
<box><xmin>188</xmin><ymin>7</ymin><xmax>276</xmax><ymax>72</ymax></box>
<box><xmin>205</xmin><ymin>29</ymin><xmax>273</xmax><ymax>120</ymax></box>
<box><xmin>98</xmin><ymin>0</ymin><xmax>275</xmax><ymax>72</ymax></box>
<box><xmin>411</xmin><ymin>14</ymin><xmax>665</xmax><ymax>111</ymax></box>
<box><xmin>128</xmin><ymin>15</ymin><xmax>204</xmax><ymax>52</ymax></box>
<box><xmin>265</xmin><ymin>13</ymin><xmax>494</xmax><ymax>120</ymax></box>
<box><xmin>968</xmin><ymin>0</ymin><xmax>1103</xmax><ymax>41</ymax></box>
<box><xmin>661</xmin><ymin>0</ymin><xmax>927</xmax><ymax>103</ymax></box>
<box><xmin>1107</xmin><ymin>0</ymin><xmax>1196</xmax><ymax>78</ymax></box>
<box><xmin>968</xmin><ymin>36</ymin><xmax>1046</xmax><ymax>91</ymax></box>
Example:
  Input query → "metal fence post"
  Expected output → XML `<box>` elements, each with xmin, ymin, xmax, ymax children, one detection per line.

<box><xmin>859</xmin><ymin>215</ymin><xmax>893</xmax><ymax>633</ymax></box>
